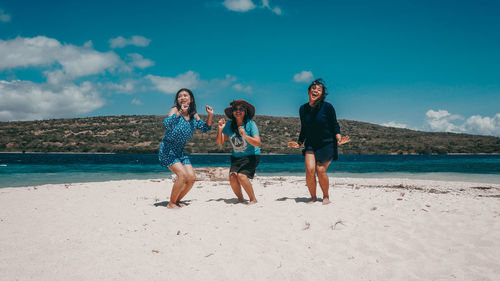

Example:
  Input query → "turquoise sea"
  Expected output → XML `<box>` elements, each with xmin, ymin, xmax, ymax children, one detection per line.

<box><xmin>0</xmin><ymin>153</ymin><xmax>499</xmax><ymax>188</ymax></box>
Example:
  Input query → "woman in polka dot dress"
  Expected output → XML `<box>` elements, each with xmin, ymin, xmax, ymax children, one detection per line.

<box><xmin>159</xmin><ymin>88</ymin><xmax>213</xmax><ymax>209</ymax></box>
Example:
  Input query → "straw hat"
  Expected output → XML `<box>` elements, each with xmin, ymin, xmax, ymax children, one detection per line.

<box><xmin>224</xmin><ymin>100</ymin><xmax>255</xmax><ymax>119</ymax></box>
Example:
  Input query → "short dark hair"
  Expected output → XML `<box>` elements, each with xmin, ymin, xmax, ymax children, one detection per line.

<box><xmin>308</xmin><ymin>78</ymin><xmax>328</xmax><ymax>107</ymax></box>
<box><xmin>173</xmin><ymin>88</ymin><xmax>197</xmax><ymax>119</ymax></box>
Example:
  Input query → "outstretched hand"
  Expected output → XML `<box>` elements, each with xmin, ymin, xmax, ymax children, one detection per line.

<box><xmin>205</xmin><ymin>105</ymin><xmax>214</xmax><ymax>115</ymax></box>
<box><xmin>217</xmin><ymin>118</ymin><xmax>226</xmax><ymax>130</ymax></box>
<box><xmin>338</xmin><ymin>135</ymin><xmax>351</xmax><ymax>145</ymax></box>
<box><xmin>287</xmin><ymin>141</ymin><xmax>300</xmax><ymax>148</ymax></box>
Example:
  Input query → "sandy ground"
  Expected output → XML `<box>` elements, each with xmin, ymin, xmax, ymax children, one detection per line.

<box><xmin>1</xmin><ymin>175</ymin><xmax>499</xmax><ymax>281</ymax></box>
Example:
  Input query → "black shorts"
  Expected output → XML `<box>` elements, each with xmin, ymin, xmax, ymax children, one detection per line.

<box><xmin>230</xmin><ymin>155</ymin><xmax>260</xmax><ymax>179</ymax></box>
<box><xmin>303</xmin><ymin>142</ymin><xmax>337</xmax><ymax>163</ymax></box>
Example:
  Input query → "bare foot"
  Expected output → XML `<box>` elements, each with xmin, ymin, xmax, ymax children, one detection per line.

<box><xmin>167</xmin><ymin>203</ymin><xmax>180</xmax><ymax>209</ymax></box>
<box><xmin>176</xmin><ymin>201</ymin><xmax>187</xmax><ymax>207</ymax></box>
<box><xmin>322</xmin><ymin>197</ymin><xmax>331</xmax><ymax>205</ymax></box>
<box><xmin>237</xmin><ymin>198</ymin><xmax>246</xmax><ymax>204</ymax></box>
<box><xmin>306</xmin><ymin>197</ymin><xmax>317</xmax><ymax>204</ymax></box>
<box><xmin>248</xmin><ymin>200</ymin><xmax>258</xmax><ymax>205</ymax></box>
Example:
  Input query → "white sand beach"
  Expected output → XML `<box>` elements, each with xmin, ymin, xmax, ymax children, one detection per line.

<box><xmin>1</xmin><ymin>173</ymin><xmax>499</xmax><ymax>281</ymax></box>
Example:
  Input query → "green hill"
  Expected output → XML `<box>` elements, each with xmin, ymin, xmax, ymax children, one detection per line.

<box><xmin>0</xmin><ymin>115</ymin><xmax>498</xmax><ymax>154</ymax></box>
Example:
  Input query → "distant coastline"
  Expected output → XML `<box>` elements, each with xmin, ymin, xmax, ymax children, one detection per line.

<box><xmin>2</xmin><ymin>151</ymin><xmax>500</xmax><ymax>156</ymax></box>
<box><xmin>1</xmin><ymin>115</ymin><xmax>499</xmax><ymax>154</ymax></box>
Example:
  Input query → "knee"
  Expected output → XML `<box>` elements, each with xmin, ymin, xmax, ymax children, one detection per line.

<box><xmin>185</xmin><ymin>173</ymin><xmax>196</xmax><ymax>185</ymax></box>
<box><xmin>316</xmin><ymin>165</ymin><xmax>327</xmax><ymax>174</ymax></box>
<box><xmin>229</xmin><ymin>172</ymin><xmax>238</xmax><ymax>181</ymax></box>
<box><xmin>237</xmin><ymin>173</ymin><xmax>248</xmax><ymax>182</ymax></box>
<box><xmin>176</xmin><ymin>172</ymin><xmax>189</xmax><ymax>184</ymax></box>
<box><xmin>305</xmin><ymin>167</ymin><xmax>316</xmax><ymax>176</ymax></box>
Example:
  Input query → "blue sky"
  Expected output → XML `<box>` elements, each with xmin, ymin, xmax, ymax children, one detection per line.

<box><xmin>0</xmin><ymin>0</ymin><xmax>499</xmax><ymax>136</ymax></box>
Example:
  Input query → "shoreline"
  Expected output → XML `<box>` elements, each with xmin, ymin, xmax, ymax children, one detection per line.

<box><xmin>2</xmin><ymin>173</ymin><xmax>500</xmax><ymax>189</ymax></box>
<box><xmin>2</xmin><ymin>151</ymin><xmax>500</xmax><ymax>155</ymax></box>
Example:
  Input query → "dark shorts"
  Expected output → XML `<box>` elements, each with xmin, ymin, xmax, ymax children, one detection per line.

<box><xmin>230</xmin><ymin>155</ymin><xmax>260</xmax><ymax>179</ymax></box>
<box><xmin>303</xmin><ymin>142</ymin><xmax>337</xmax><ymax>163</ymax></box>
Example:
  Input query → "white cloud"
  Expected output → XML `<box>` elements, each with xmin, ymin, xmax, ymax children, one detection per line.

<box><xmin>196</xmin><ymin>74</ymin><xmax>238</xmax><ymax>95</ymax></box>
<box><xmin>0</xmin><ymin>9</ymin><xmax>10</xmax><ymax>22</ymax></box>
<box><xmin>147</xmin><ymin>72</ymin><xmax>243</xmax><ymax>95</ymax></box>
<box><xmin>127</xmin><ymin>53</ymin><xmax>154</xmax><ymax>69</ymax></box>
<box><xmin>147</xmin><ymin>71</ymin><xmax>200</xmax><ymax>94</ymax></box>
<box><xmin>131</xmin><ymin>98</ymin><xmax>143</xmax><ymax>105</ymax></box>
<box><xmin>425</xmin><ymin>109</ymin><xmax>463</xmax><ymax>132</ymax></box>
<box><xmin>0</xmin><ymin>36</ymin><xmax>121</xmax><ymax>83</ymax></box>
<box><xmin>381</xmin><ymin>121</ymin><xmax>407</xmax><ymax>129</ymax></box>
<box><xmin>104</xmin><ymin>81</ymin><xmax>137</xmax><ymax>94</ymax></box>
<box><xmin>0</xmin><ymin>80</ymin><xmax>105</xmax><ymax>121</ymax></box>
<box><xmin>83</xmin><ymin>40</ymin><xmax>93</xmax><ymax>48</ymax></box>
<box><xmin>47</xmin><ymin>50</ymin><xmax>120</xmax><ymax>84</ymax></box>
<box><xmin>223</xmin><ymin>0</ymin><xmax>255</xmax><ymax>12</ymax></box>
<box><xmin>462</xmin><ymin>114</ymin><xmax>500</xmax><ymax>137</ymax></box>
<box><xmin>223</xmin><ymin>0</ymin><xmax>282</xmax><ymax>15</ymax></box>
<box><xmin>293</xmin><ymin>70</ymin><xmax>314</xmax><ymax>83</ymax></box>
<box><xmin>262</xmin><ymin>0</ymin><xmax>282</xmax><ymax>15</ymax></box>
<box><xmin>0</xmin><ymin>9</ymin><xmax>11</xmax><ymax>22</ymax></box>
<box><xmin>233</xmin><ymin>83</ymin><xmax>252</xmax><ymax>94</ymax></box>
<box><xmin>0</xmin><ymin>36</ymin><xmax>63</xmax><ymax>69</ymax></box>
<box><xmin>425</xmin><ymin>109</ymin><xmax>500</xmax><ymax>137</ymax></box>
<box><xmin>109</xmin><ymin>36</ymin><xmax>151</xmax><ymax>48</ymax></box>
<box><xmin>425</xmin><ymin>109</ymin><xmax>461</xmax><ymax>120</ymax></box>
<box><xmin>271</xmin><ymin>7</ymin><xmax>282</xmax><ymax>15</ymax></box>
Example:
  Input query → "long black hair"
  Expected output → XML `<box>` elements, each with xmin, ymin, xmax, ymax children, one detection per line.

<box><xmin>173</xmin><ymin>88</ymin><xmax>197</xmax><ymax>119</ymax></box>
<box><xmin>229</xmin><ymin>102</ymin><xmax>250</xmax><ymax>136</ymax></box>
<box><xmin>308</xmin><ymin>78</ymin><xmax>328</xmax><ymax>109</ymax></box>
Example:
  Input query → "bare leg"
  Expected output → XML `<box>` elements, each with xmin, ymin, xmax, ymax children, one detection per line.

<box><xmin>316</xmin><ymin>161</ymin><xmax>332</xmax><ymax>205</ymax></box>
<box><xmin>304</xmin><ymin>151</ymin><xmax>317</xmax><ymax>203</ymax></box>
<box><xmin>176</xmin><ymin>164</ymin><xmax>196</xmax><ymax>205</ymax></box>
<box><xmin>229</xmin><ymin>172</ymin><xmax>245</xmax><ymax>202</ymax></box>
<box><xmin>167</xmin><ymin>162</ymin><xmax>187</xmax><ymax>209</ymax></box>
<box><xmin>237</xmin><ymin>173</ymin><xmax>257</xmax><ymax>204</ymax></box>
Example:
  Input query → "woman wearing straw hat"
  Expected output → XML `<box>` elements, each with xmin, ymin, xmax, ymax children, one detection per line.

<box><xmin>216</xmin><ymin>100</ymin><xmax>261</xmax><ymax>204</ymax></box>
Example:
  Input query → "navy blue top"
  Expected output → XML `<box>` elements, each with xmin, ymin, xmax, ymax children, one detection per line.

<box><xmin>298</xmin><ymin>101</ymin><xmax>341</xmax><ymax>149</ymax></box>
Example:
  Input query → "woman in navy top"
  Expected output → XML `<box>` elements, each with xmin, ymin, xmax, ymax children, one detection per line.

<box><xmin>289</xmin><ymin>79</ymin><xmax>350</xmax><ymax>205</ymax></box>
<box><xmin>159</xmin><ymin>88</ymin><xmax>213</xmax><ymax>209</ymax></box>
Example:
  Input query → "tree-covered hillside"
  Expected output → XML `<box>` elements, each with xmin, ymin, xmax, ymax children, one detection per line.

<box><xmin>0</xmin><ymin>115</ymin><xmax>498</xmax><ymax>154</ymax></box>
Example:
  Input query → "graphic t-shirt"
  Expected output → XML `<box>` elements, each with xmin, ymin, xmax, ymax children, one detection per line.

<box><xmin>222</xmin><ymin>120</ymin><xmax>260</xmax><ymax>157</ymax></box>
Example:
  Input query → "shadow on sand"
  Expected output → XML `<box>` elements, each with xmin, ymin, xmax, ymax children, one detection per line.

<box><xmin>206</xmin><ymin>198</ymin><xmax>244</xmax><ymax>204</ymax></box>
<box><xmin>154</xmin><ymin>200</ymin><xmax>192</xmax><ymax>207</ymax></box>
<box><xmin>276</xmin><ymin>197</ymin><xmax>322</xmax><ymax>203</ymax></box>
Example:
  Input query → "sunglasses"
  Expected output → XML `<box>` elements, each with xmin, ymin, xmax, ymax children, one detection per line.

<box><xmin>233</xmin><ymin>107</ymin><xmax>245</xmax><ymax>112</ymax></box>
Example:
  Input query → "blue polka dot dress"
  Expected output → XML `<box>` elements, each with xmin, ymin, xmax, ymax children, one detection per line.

<box><xmin>158</xmin><ymin>114</ymin><xmax>211</xmax><ymax>168</ymax></box>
